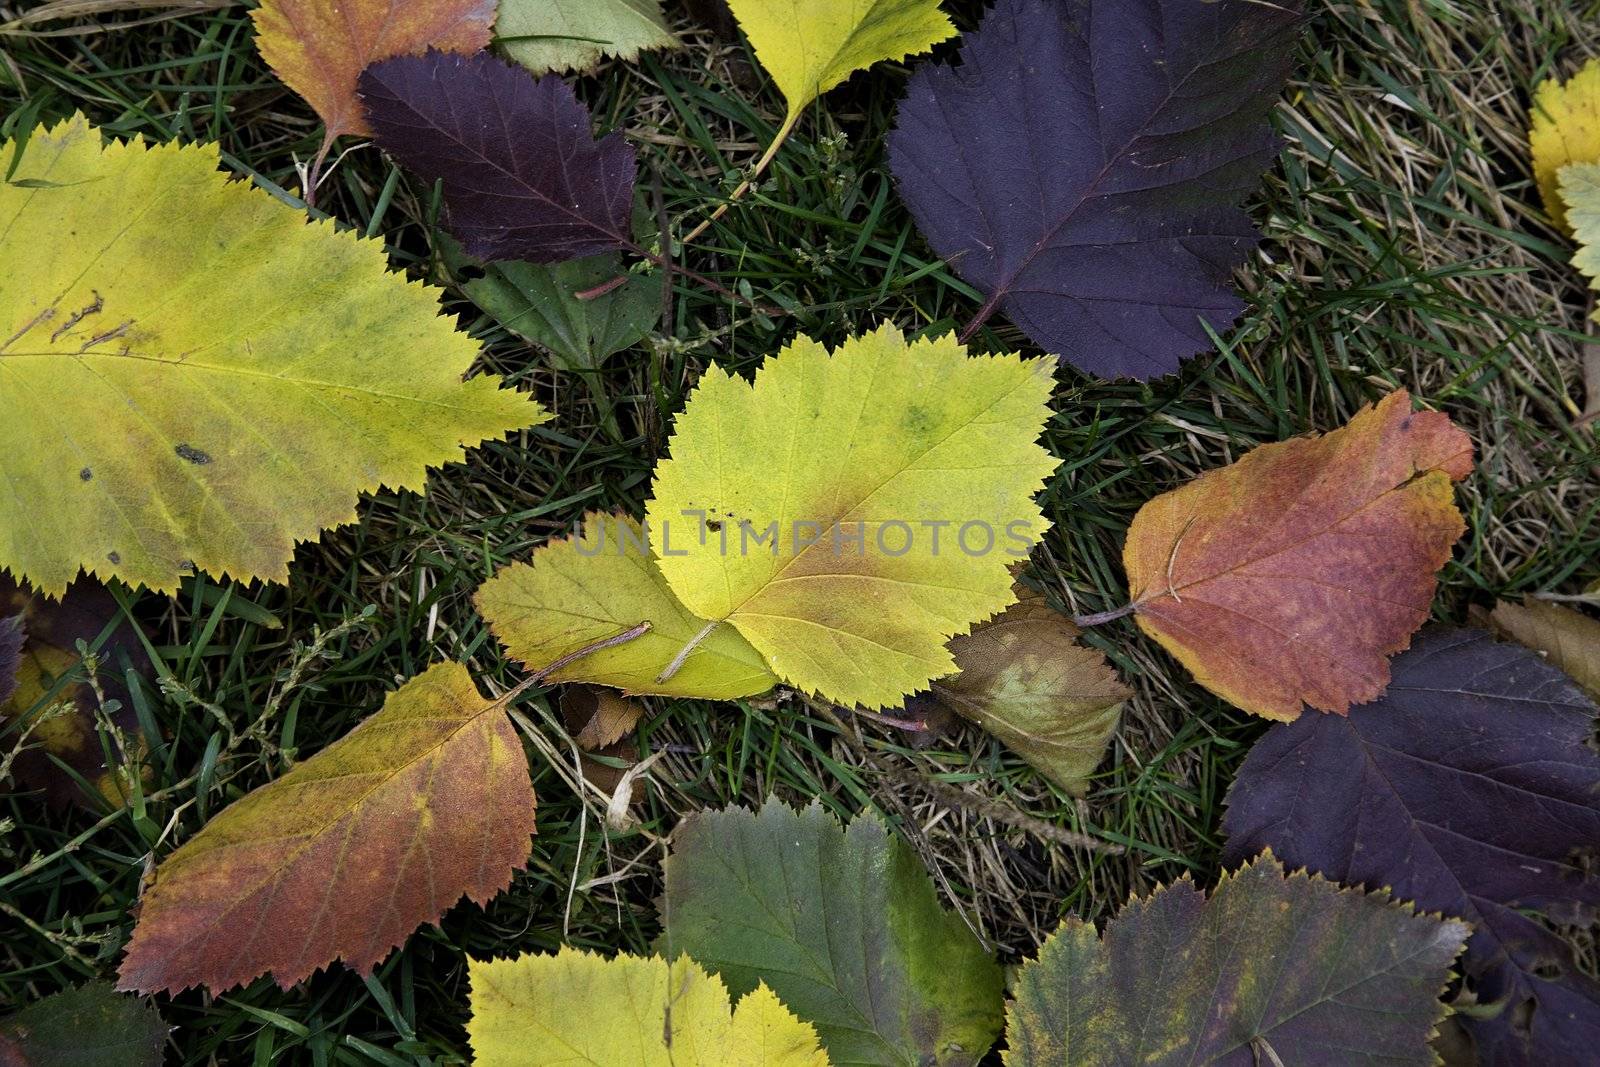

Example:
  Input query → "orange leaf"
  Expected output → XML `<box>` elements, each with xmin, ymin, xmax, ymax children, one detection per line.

<box><xmin>1125</xmin><ymin>390</ymin><xmax>1472</xmax><ymax>721</ymax></box>
<box><xmin>252</xmin><ymin>0</ymin><xmax>496</xmax><ymax>145</ymax></box>
<box><xmin>117</xmin><ymin>661</ymin><xmax>535</xmax><ymax>994</ymax></box>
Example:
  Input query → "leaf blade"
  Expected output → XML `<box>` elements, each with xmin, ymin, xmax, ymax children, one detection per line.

<box><xmin>1125</xmin><ymin>390</ymin><xmax>1471</xmax><ymax>720</ymax></box>
<box><xmin>360</xmin><ymin>51</ymin><xmax>636</xmax><ymax>263</ymax></box>
<box><xmin>497</xmin><ymin>0</ymin><xmax>678</xmax><ymax>76</ymax></box>
<box><xmin>1003</xmin><ymin>854</ymin><xmax>1468</xmax><ymax>1066</ymax></box>
<box><xmin>888</xmin><ymin>0</ymin><xmax>1302</xmax><ymax>379</ymax></box>
<box><xmin>0</xmin><ymin>116</ymin><xmax>544</xmax><ymax>595</ymax></box>
<box><xmin>117</xmin><ymin>661</ymin><xmax>537</xmax><ymax>994</ymax></box>
<box><xmin>645</xmin><ymin>324</ymin><xmax>1057</xmax><ymax>709</ymax></box>
<box><xmin>662</xmin><ymin>799</ymin><xmax>1005</xmax><ymax>1066</ymax></box>
<box><xmin>467</xmin><ymin>949</ymin><xmax>829</xmax><ymax>1066</ymax></box>
<box><xmin>1222</xmin><ymin>627</ymin><xmax>1600</xmax><ymax>1061</ymax></box>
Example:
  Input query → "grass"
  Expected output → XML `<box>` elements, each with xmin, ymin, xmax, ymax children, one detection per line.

<box><xmin>3</xmin><ymin>0</ymin><xmax>1600</xmax><ymax>1062</ymax></box>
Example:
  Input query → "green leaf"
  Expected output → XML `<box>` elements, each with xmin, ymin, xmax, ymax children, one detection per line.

<box><xmin>454</xmin><ymin>250</ymin><xmax>659</xmax><ymax>373</ymax></box>
<box><xmin>1004</xmin><ymin>852</ymin><xmax>1470</xmax><ymax>1066</ymax></box>
<box><xmin>0</xmin><ymin>115</ymin><xmax>544</xmax><ymax>596</ymax></box>
<box><xmin>662</xmin><ymin>798</ymin><xmax>1005</xmax><ymax>1066</ymax></box>
<box><xmin>496</xmin><ymin>0</ymin><xmax>678</xmax><ymax>76</ymax></box>
<box><xmin>467</xmin><ymin>948</ymin><xmax>829</xmax><ymax>1065</ymax></box>
<box><xmin>0</xmin><ymin>982</ymin><xmax>166</xmax><ymax>1067</ymax></box>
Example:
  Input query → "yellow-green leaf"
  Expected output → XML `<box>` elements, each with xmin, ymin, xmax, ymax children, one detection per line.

<box><xmin>1561</xmin><ymin>161</ymin><xmax>1600</xmax><ymax>300</ymax></box>
<box><xmin>475</xmin><ymin>513</ymin><xmax>778</xmax><ymax>699</ymax></box>
<box><xmin>0</xmin><ymin>116</ymin><xmax>544</xmax><ymax>596</ymax></box>
<box><xmin>467</xmin><ymin>947</ymin><xmax>830</xmax><ymax>1066</ymax></box>
<box><xmin>646</xmin><ymin>324</ymin><xmax>1057</xmax><ymax>709</ymax></box>
<box><xmin>497</xmin><ymin>0</ymin><xmax>678</xmax><ymax>76</ymax></box>
<box><xmin>1531</xmin><ymin>58</ymin><xmax>1600</xmax><ymax>233</ymax></box>
<box><xmin>727</xmin><ymin>0</ymin><xmax>954</xmax><ymax>122</ymax></box>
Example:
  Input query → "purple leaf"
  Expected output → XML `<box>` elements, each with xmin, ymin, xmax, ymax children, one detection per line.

<box><xmin>1222</xmin><ymin>627</ymin><xmax>1600</xmax><ymax>1064</ymax></box>
<box><xmin>888</xmin><ymin>0</ymin><xmax>1302</xmax><ymax>380</ymax></box>
<box><xmin>358</xmin><ymin>50</ymin><xmax>636</xmax><ymax>264</ymax></box>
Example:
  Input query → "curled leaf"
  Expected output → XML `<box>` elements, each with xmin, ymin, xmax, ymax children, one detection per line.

<box><xmin>930</xmin><ymin>587</ymin><xmax>1129</xmax><ymax>795</ymax></box>
<box><xmin>118</xmin><ymin>662</ymin><xmax>536</xmax><ymax>994</ymax></box>
<box><xmin>1125</xmin><ymin>390</ymin><xmax>1472</xmax><ymax>720</ymax></box>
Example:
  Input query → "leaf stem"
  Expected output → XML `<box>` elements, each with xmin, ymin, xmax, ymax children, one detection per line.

<box><xmin>679</xmin><ymin>111</ymin><xmax>800</xmax><ymax>248</ymax></box>
<box><xmin>957</xmin><ymin>290</ymin><xmax>1005</xmax><ymax>344</ymax></box>
<box><xmin>1071</xmin><ymin>602</ymin><xmax>1138</xmax><ymax>627</ymax></box>
<box><xmin>501</xmin><ymin>621</ymin><xmax>653</xmax><ymax>706</ymax></box>
<box><xmin>655</xmin><ymin>620</ymin><xmax>719</xmax><ymax>685</ymax></box>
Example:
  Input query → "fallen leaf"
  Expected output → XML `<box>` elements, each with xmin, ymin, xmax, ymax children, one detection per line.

<box><xmin>646</xmin><ymin>323</ymin><xmax>1057</xmax><ymax>709</ymax></box>
<box><xmin>682</xmin><ymin>0</ymin><xmax>952</xmax><ymax>241</ymax></box>
<box><xmin>728</xmin><ymin>0</ymin><xmax>952</xmax><ymax>127</ymax></box>
<box><xmin>497</xmin><ymin>0</ymin><xmax>677</xmax><ymax>76</ymax></box>
<box><xmin>929</xmin><ymin>586</ymin><xmax>1129</xmax><ymax>795</ymax></box>
<box><xmin>1490</xmin><ymin>597</ymin><xmax>1600</xmax><ymax>699</ymax></box>
<box><xmin>444</xmin><ymin>242</ymin><xmax>659</xmax><ymax>373</ymax></box>
<box><xmin>0</xmin><ymin>115</ymin><xmax>543</xmax><ymax>596</ymax></box>
<box><xmin>0</xmin><ymin>576</ymin><xmax>151</xmax><ymax>809</ymax></box>
<box><xmin>0</xmin><ymin>982</ymin><xmax>166</xmax><ymax>1067</ymax></box>
<box><xmin>1125</xmin><ymin>390</ymin><xmax>1472</xmax><ymax>720</ymax></box>
<box><xmin>118</xmin><ymin>661</ymin><xmax>537</xmax><ymax>994</ymax></box>
<box><xmin>252</xmin><ymin>0</ymin><xmax>495</xmax><ymax>145</ymax></box>
<box><xmin>467</xmin><ymin>947</ymin><xmax>828</xmax><ymax>1065</ymax></box>
<box><xmin>360</xmin><ymin>50</ymin><xmax>636</xmax><ymax>263</ymax></box>
<box><xmin>0</xmin><ymin>614</ymin><xmax>20</xmax><ymax>709</ymax></box>
<box><xmin>1004</xmin><ymin>852</ymin><xmax>1468</xmax><ymax>1066</ymax></box>
<box><xmin>1223</xmin><ymin>627</ymin><xmax>1600</xmax><ymax>1063</ymax></box>
<box><xmin>563</xmin><ymin>683</ymin><xmax>645</xmax><ymax>749</ymax></box>
<box><xmin>662</xmin><ymin>798</ymin><xmax>1005</xmax><ymax>1066</ymax></box>
<box><xmin>1530</xmin><ymin>58</ymin><xmax>1600</xmax><ymax>233</ymax></box>
<box><xmin>889</xmin><ymin>0</ymin><xmax>1302</xmax><ymax>379</ymax></box>
<box><xmin>560</xmin><ymin>683</ymin><xmax>643</xmax><ymax>796</ymax></box>
<box><xmin>476</xmin><ymin>513</ymin><xmax>778</xmax><ymax>700</ymax></box>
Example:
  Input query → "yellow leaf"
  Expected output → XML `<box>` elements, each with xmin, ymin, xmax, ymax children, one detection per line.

<box><xmin>1530</xmin><ymin>58</ymin><xmax>1600</xmax><ymax>233</ymax></box>
<box><xmin>467</xmin><ymin>948</ymin><xmax>830</xmax><ymax>1066</ymax></box>
<box><xmin>0</xmin><ymin>116</ymin><xmax>544</xmax><ymax>596</ymax></box>
<box><xmin>118</xmin><ymin>662</ymin><xmax>537</xmax><ymax>994</ymax></box>
<box><xmin>728</xmin><ymin>0</ymin><xmax>954</xmax><ymax>123</ymax></box>
<box><xmin>475</xmin><ymin>513</ymin><xmax>778</xmax><ymax>699</ymax></box>
<box><xmin>647</xmin><ymin>324</ymin><xmax>1057</xmax><ymax>709</ymax></box>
